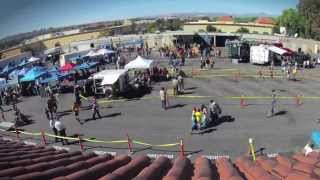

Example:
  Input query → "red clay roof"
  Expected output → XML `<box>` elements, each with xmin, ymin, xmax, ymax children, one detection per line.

<box><xmin>1</xmin><ymin>138</ymin><xmax>320</xmax><ymax>180</ymax></box>
<box><xmin>255</xmin><ymin>17</ymin><xmax>276</xmax><ymax>25</ymax></box>
<box><xmin>218</xmin><ymin>16</ymin><xmax>234</xmax><ymax>22</ymax></box>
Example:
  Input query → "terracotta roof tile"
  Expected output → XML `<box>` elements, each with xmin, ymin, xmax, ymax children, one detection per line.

<box><xmin>255</xmin><ymin>17</ymin><xmax>276</xmax><ymax>25</ymax></box>
<box><xmin>218</xmin><ymin>16</ymin><xmax>234</xmax><ymax>22</ymax></box>
<box><xmin>1</xmin><ymin>137</ymin><xmax>320</xmax><ymax>180</ymax></box>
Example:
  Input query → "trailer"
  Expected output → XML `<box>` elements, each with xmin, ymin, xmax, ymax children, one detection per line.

<box><xmin>250</xmin><ymin>45</ymin><xmax>270</xmax><ymax>65</ymax></box>
<box><xmin>91</xmin><ymin>69</ymin><xmax>129</xmax><ymax>98</ymax></box>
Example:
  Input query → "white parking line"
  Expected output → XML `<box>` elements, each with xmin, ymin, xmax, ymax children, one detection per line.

<box><xmin>93</xmin><ymin>151</ymin><xmax>117</xmax><ymax>156</ymax></box>
<box><xmin>147</xmin><ymin>153</ymin><xmax>174</xmax><ymax>159</ymax></box>
<box><xmin>52</xmin><ymin>145</ymin><xmax>70</xmax><ymax>151</ymax></box>
<box><xmin>203</xmin><ymin>154</ymin><xmax>230</xmax><ymax>160</ymax></box>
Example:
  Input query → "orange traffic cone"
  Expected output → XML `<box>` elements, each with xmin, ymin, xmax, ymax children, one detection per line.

<box><xmin>240</xmin><ymin>95</ymin><xmax>247</xmax><ymax>108</ymax></box>
<box><xmin>295</xmin><ymin>95</ymin><xmax>302</xmax><ymax>107</ymax></box>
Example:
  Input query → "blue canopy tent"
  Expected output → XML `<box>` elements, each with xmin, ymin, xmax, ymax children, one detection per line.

<box><xmin>8</xmin><ymin>69</ymin><xmax>20</xmax><ymax>80</ymax></box>
<box><xmin>75</xmin><ymin>62</ymin><xmax>98</xmax><ymax>70</ymax></box>
<box><xmin>1</xmin><ymin>64</ymin><xmax>17</xmax><ymax>75</ymax></box>
<box><xmin>311</xmin><ymin>131</ymin><xmax>320</xmax><ymax>148</ymax></box>
<box><xmin>20</xmin><ymin>66</ymin><xmax>47</xmax><ymax>82</ymax></box>
<box><xmin>18</xmin><ymin>59</ymin><xmax>31</xmax><ymax>67</ymax></box>
<box><xmin>0</xmin><ymin>78</ymin><xmax>6</xmax><ymax>88</ymax></box>
<box><xmin>18</xmin><ymin>67</ymin><xmax>31</xmax><ymax>76</ymax></box>
<box><xmin>48</xmin><ymin>65</ymin><xmax>60</xmax><ymax>73</ymax></box>
<box><xmin>39</xmin><ymin>71</ymin><xmax>61</xmax><ymax>84</ymax></box>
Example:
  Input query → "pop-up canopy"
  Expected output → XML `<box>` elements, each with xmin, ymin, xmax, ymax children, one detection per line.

<box><xmin>84</xmin><ymin>50</ymin><xmax>101</xmax><ymax>57</ymax></box>
<box><xmin>60</xmin><ymin>63</ymin><xmax>76</xmax><ymax>72</ymax></box>
<box><xmin>18</xmin><ymin>59</ymin><xmax>31</xmax><ymax>67</ymax></box>
<box><xmin>0</xmin><ymin>78</ymin><xmax>6</xmax><ymax>87</ymax></box>
<box><xmin>97</xmin><ymin>48</ymin><xmax>115</xmax><ymax>55</ymax></box>
<box><xmin>75</xmin><ymin>62</ymin><xmax>98</xmax><ymax>70</ymax></box>
<box><xmin>124</xmin><ymin>56</ymin><xmax>154</xmax><ymax>70</ymax></box>
<box><xmin>20</xmin><ymin>66</ymin><xmax>47</xmax><ymax>82</ymax></box>
<box><xmin>268</xmin><ymin>46</ymin><xmax>291</xmax><ymax>56</ymax></box>
<box><xmin>93</xmin><ymin>69</ymin><xmax>127</xmax><ymax>85</ymax></box>
<box><xmin>28</xmin><ymin>56</ymin><xmax>40</xmax><ymax>63</ymax></box>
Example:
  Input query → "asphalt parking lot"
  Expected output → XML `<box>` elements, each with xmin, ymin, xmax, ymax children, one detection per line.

<box><xmin>2</xmin><ymin>56</ymin><xmax>320</xmax><ymax>158</ymax></box>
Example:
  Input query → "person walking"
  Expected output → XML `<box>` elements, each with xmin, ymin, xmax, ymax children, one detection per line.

<box><xmin>72</xmin><ymin>102</ymin><xmax>81</xmax><ymax>124</ymax></box>
<box><xmin>47</xmin><ymin>95</ymin><xmax>57</xmax><ymax>119</ymax></box>
<box><xmin>49</xmin><ymin>118</ymin><xmax>58</xmax><ymax>143</ymax></box>
<box><xmin>92</xmin><ymin>96</ymin><xmax>101</xmax><ymax>120</ymax></box>
<box><xmin>172</xmin><ymin>78</ymin><xmax>178</xmax><ymax>96</ymax></box>
<box><xmin>54</xmin><ymin>118</ymin><xmax>68</xmax><ymax>145</ymax></box>
<box><xmin>159</xmin><ymin>87</ymin><xmax>167</xmax><ymax>110</ymax></box>
<box><xmin>268</xmin><ymin>90</ymin><xmax>277</xmax><ymax>117</ymax></box>
<box><xmin>209</xmin><ymin>100</ymin><xmax>222</xmax><ymax>124</ymax></box>
<box><xmin>74</xmin><ymin>85</ymin><xmax>82</xmax><ymax>107</ymax></box>
<box><xmin>177</xmin><ymin>74</ymin><xmax>184</xmax><ymax>94</ymax></box>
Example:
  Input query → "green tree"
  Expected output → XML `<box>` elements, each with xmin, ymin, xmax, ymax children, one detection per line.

<box><xmin>146</xmin><ymin>23</ymin><xmax>157</xmax><ymax>33</ymax></box>
<box><xmin>236</xmin><ymin>27</ymin><xmax>250</xmax><ymax>33</ymax></box>
<box><xmin>298</xmin><ymin>0</ymin><xmax>320</xmax><ymax>40</ymax></box>
<box><xmin>206</xmin><ymin>25</ymin><xmax>217</xmax><ymax>32</ymax></box>
<box><xmin>278</xmin><ymin>8</ymin><xmax>305</xmax><ymax>37</ymax></box>
<box><xmin>272</xmin><ymin>17</ymin><xmax>281</xmax><ymax>34</ymax></box>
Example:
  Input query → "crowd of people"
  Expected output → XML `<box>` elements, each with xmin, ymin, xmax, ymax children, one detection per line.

<box><xmin>191</xmin><ymin>100</ymin><xmax>222</xmax><ymax>131</ymax></box>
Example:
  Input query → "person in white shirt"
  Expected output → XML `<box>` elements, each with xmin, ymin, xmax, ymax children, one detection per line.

<box><xmin>54</xmin><ymin>118</ymin><xmax>68</xmax><ymax>145</ymax></box>
<box><xmin>303</xmin><ymin>142</ymin><xmax>314</xmax><ymax>156</ymax></box>
<box><xmin>159</xmin><ymin>87</ymin><xmax>167</xmax><ymax>110</ymax></box>
<box><xmin>49</xmin><ymin>119</ymin><xmax>58</xmax><ymax>142</ymax></box>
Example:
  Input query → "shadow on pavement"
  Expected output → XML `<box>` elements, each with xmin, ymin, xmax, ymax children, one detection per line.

<box><xmin>83</xmin><ymin>112</ymin><xmax>122</xmax><ymax>123</ymax></box>
<box><xmin>168</xmin><ymin>104</ymin><xmax>187</xmax><ymax>109</ymax></box>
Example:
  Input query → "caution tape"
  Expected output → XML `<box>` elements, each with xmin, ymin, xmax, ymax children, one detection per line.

<box><xmin>83</xmin><ymin>138</ymin><xmax>128</xmax><ymax>144</ymax></box>
<box><xmin>224</xmin><ymin>96</ymin><xmax>320</xmax><ymax>99</ymax></box>
<box><xmin>45</xmin><ymin>133</ymin><xmax>79</xmax><ymax>141</ymax></box>
<box><xmin>132</xmin><ymin>140</ymin><xmax>180</xmax><ymax>147</ymax></box>
<box><xmin>7</xmin><ymin>130</ymin><xmax>41</xmax><ymax>136</ymax></box>
<box><xmin>80</xmin><ymin>94</ymin><xmax>88</xmax><ymax>100</ymax></box>
<box><xmin>2</xmin><ymin>128</ymin><xmax>181</xmax><ymax>148</ymax></box>
<box><xmin>174</xmin><ymin>95</ymin><xmax>212</xmax><ymax>99</ymax></box>
<box><xmin>17</xmin><ymin>131</ymin><xmax>41</xmax><ymax>136</ymax></box>
<box><xmin>193</xmin><ymin>74</ymin><xmax>284</xmax><ymax>78</ymax></box>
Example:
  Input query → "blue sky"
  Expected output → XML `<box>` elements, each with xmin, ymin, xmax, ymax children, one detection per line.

<box><xmin>0</xmin><ymin>0</ymin><xmax>298</xmax><ymax>39</ymax></box>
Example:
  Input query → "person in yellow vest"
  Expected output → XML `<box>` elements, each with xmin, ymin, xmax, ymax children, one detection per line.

<box><xmin>195</xmin><ymin>108</ymin><xmax>203</xmax><ymax>127</ymax></box>
<box><xmin>191</xmin><ymin>107</ymin><xmax>198</xmax><ymax>131</ymax></box>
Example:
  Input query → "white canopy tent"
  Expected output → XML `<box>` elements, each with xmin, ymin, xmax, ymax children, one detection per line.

<box><xmin>124</xmin><ymin>56</ymin><xmax>154</xmax><ymax>70</ymax></box>
<box><xmin>28</xmin><ymin>56</ymin><xmax>40</xmax><ymax>62</ymax></box>
<box><xmin>93</xmin><ymin>69</ymin><xmax>127</xmax><ymax>86</ymax></box>
<box><xmin>97</xmin><ymin>49</ymin><xmax>115</xmax><ymax>56</ymax></box>
<box><xmin>268</xmin><ymin>46</ymin><xmax>288</xmax><ymax>55</ymax></box>
<box><xmin>84</xmin><ymin>50</ymin><xmax>101</xmax><ymax>57</ymax></box>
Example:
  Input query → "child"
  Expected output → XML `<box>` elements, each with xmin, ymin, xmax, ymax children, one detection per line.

<box><xmin>191</xmin><ymin>108</ymin><xmax>198</xmax><ymax>131</ymax></box>
<box><xmin>72</xmin><ymin>102</ymin><xmax>81</xmax><ymax>124</ymax></box>
<box><xmin>195</xmin><ymin>108</ymin><xmax>203</xmax><ymax>128</ymax></box>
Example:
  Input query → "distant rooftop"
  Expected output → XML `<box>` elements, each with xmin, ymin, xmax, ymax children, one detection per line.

<box><xmin>218</xmin><ymin>16</ymin><xmax>234</xmax><ymax>22</ymax></box>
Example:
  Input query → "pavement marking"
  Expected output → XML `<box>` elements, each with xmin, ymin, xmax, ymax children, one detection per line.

<box><xmin>147</xmin><ymin>153</ymin><xmax>174</xmax><ymax>159</ymax></box>
<box><xmin>52</xmin><ymin>146</ymin><xmax>71</xmax><ymax>151</ymax></box>
<box><xmin>203</xmin><ymin>154</ymin><xmax>230</xmax><ymax>160</ymax></box>
<box><xmin>2</xmin><ymin>137</ymin><xmax>13</xmax><ymax>141</ymax></box>
<box><xmin>93</xmin><ymin>151</ymin><xmax>117</xmax><ymax>156</ymax></box>
<box><xmin>23</xmin><ymin>141</ymin><xmax>37</xmax><ymax>146</ymax></box>
<box><xmin>267</xmin><ymin>153</ymin><xmax>279</xmax><ymax>158</ymax></box>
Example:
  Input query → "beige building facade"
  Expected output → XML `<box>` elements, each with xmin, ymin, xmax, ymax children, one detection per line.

<box><xmin>183</xmin><ymin>20</ymin><xmax>274</xmax><ymax>35</ymax></box>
